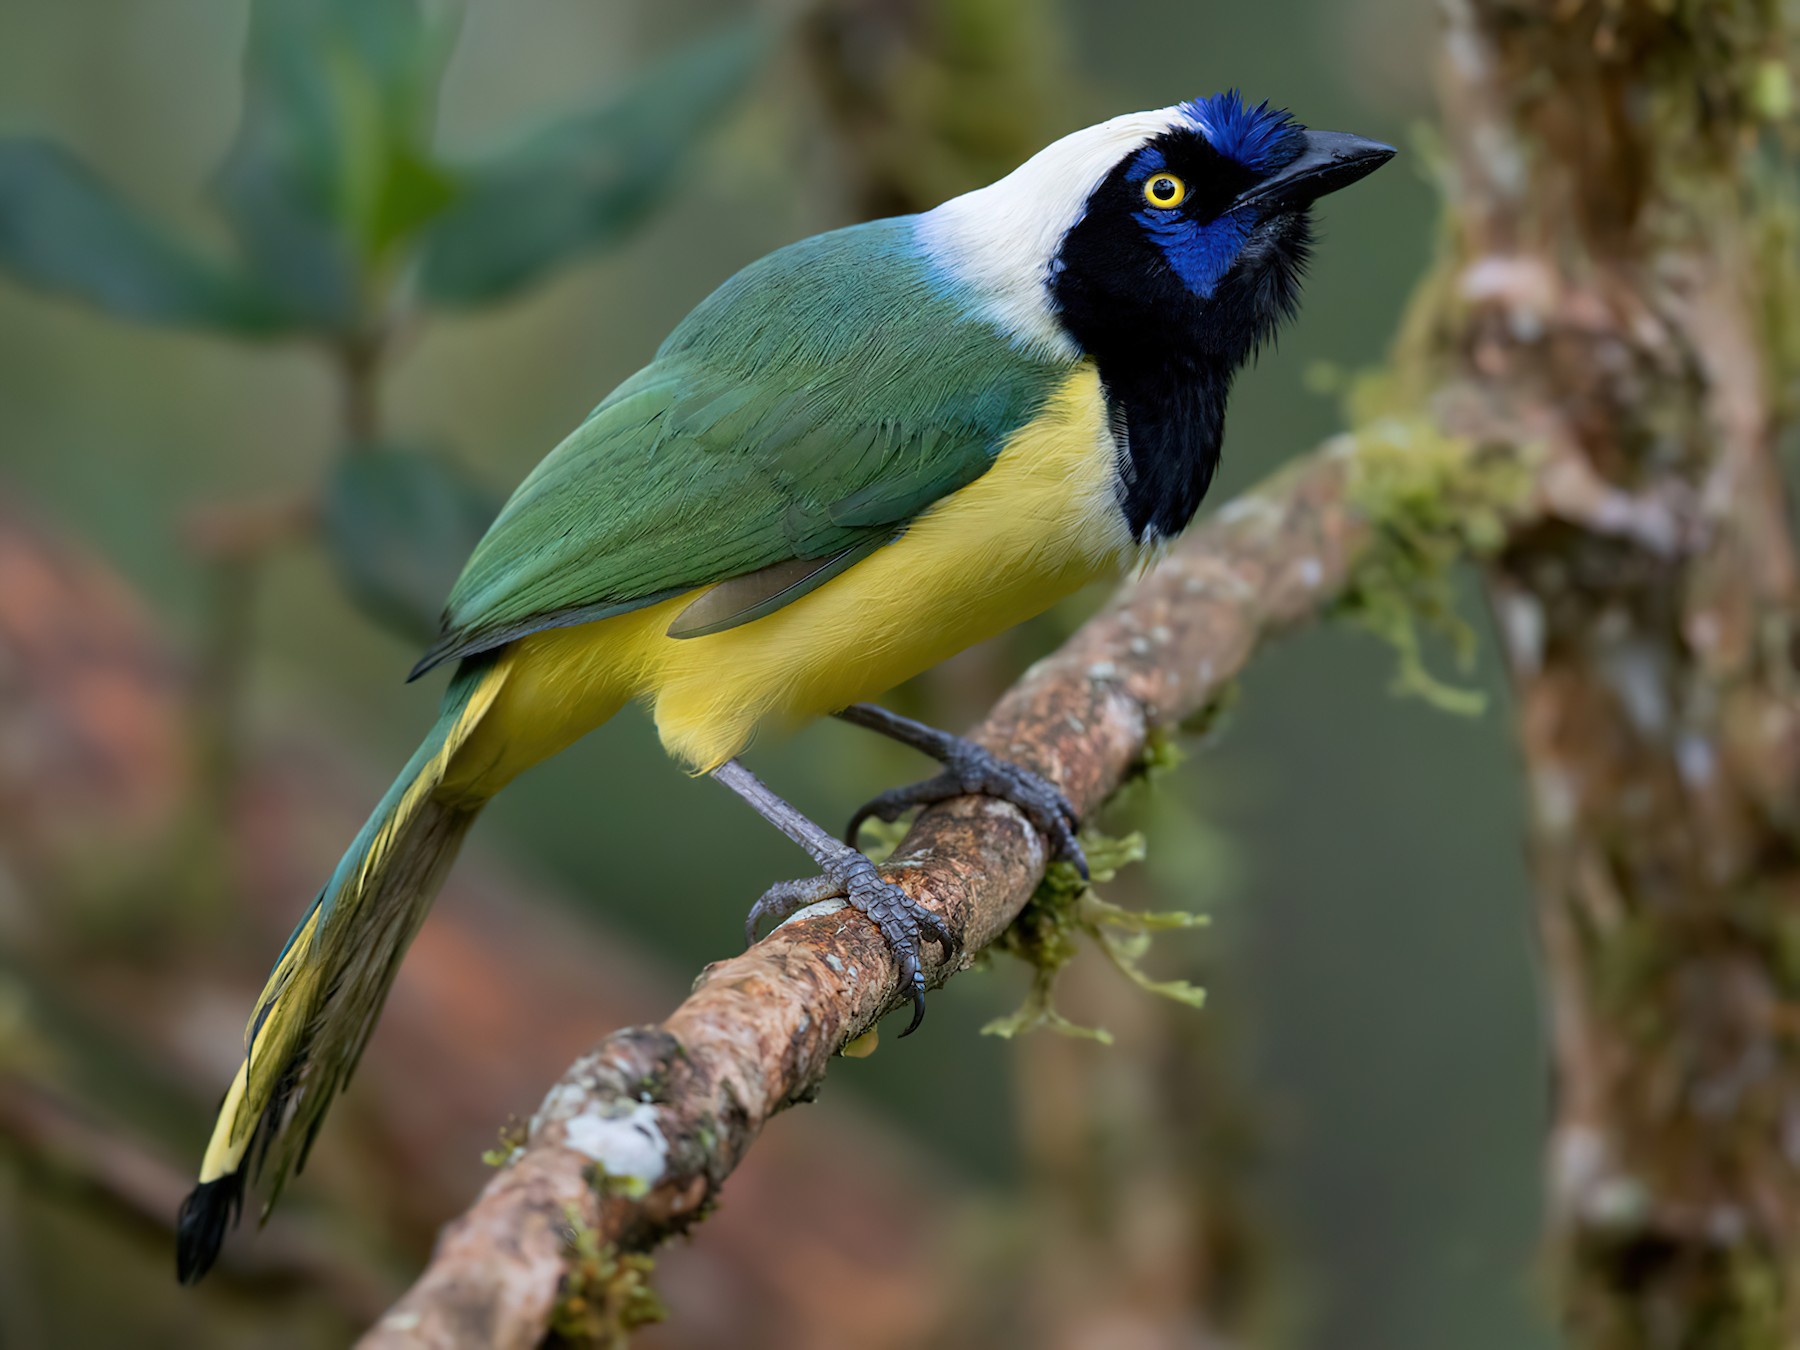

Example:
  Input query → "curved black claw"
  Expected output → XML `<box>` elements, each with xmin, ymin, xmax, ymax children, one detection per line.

<box><xmin>743</xmin><ymin>875</ymin><xmax>840</xmax><ymax>946</ymax></box>
<box><xmin>742</xmin><ymin>848</ymin><xmax>954</xmax><ymax>1036</ymax></box>
<box><xmin>848</xmin><ymin>745</ymin><xmax>1088</xmax><ymax>880</ymax></box>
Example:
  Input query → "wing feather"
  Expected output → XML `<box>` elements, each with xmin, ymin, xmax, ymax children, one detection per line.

<box><xmin>411</xmin><ymin>217</ymin><xmax>1068</xmax><ymax>676</ymax></box>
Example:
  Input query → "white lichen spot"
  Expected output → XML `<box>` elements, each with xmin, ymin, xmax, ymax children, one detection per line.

<box><xmin>380</xmin><ymin>1313</ymin><xmax>422</xmax><ymax>1333</ymax></box>
<box><xmin>1128</xmin><ymin>636</ymin><xmax>1152</xmax><ymax>656</ymax></box>
<box><xmin>1552</xmin><ymin>1123</ymin><xmax>1609</xmax><ymax>1201</ymax></box>
<box><xmin>1553</xmin><ymin>1124</ymin><xmax>1648</xmax><ymax>1233</ymax></box>
<box><xmin>1532</xmin><ymin>765</ymin><xmax>1578</xmax><ymax>834</ymax></box>
<box><xmin>823</xmin><ymin>953</ymin><xmax>845</xmax><ymax>974</ymax></box>
<box><xmin>564</xmin><ymin>1101</ymin><xmax>668</xmax><ymax>1197</ymax></box>
<box><xmin>1706</xmin><ymin>1205</ymin><xmax>1748</xmax><ymax>1246</ymax></box>
<box><xmin>1676</xmin><ymin>734</ymin><xmax>1715</xmax><ymax>789</ymax></box>
<box><xmin>1600</xmin><ymin>642</ymin><xmax>1669</xmax><ymax>738</ymax></box>
<box><xmin>1087</xmin><ymin>661</ymin><xmax>1118</xmax><ymax>681</ymax></box>
<box><xmin>1150</xmin><ymin>625</ymin><xmax>1171</xmax><ymax>644</ymax></box>
<box><xmin>1472</xmin><ymin>124</ymin><xmax>1528</xmax><ymax>200</ymax></box>
<box><xmin>774</xmin><ymin>897</ymin><xmax>848</xmax><ymax>932</ymax></box>
<box><xmin>1687</xmin><ymin>610</ymin><xmax>1723</xmax><ymax>653</ymax></box>
<box><xmin>531</xmin><ymin>1080</ymin><xmax>590</xmax><ymax>1135</ymax></box>
<box><xmin>1764</xmin><ymin>704</ymin><xmax>1793</xmax><ymax>742</ymax></box>
<box><xmin>1496</xmin><ymin>591</ymin><xmax>1545</xmax><ymax>675</ymax></box>
<box><xmin>1295</xmin><ymin>557</ymin><xmax>1324</xmax><ymax>589</ymax></box>
<box><xmin>1584</xmin><ymin>1176</ymin><xmax>1652</xmax><ymax>1233</ymax></box>
<box><xmin>1216</xmin><ymin>495</ymin><xmax>1275</xmax><ymax>526</ymax></box>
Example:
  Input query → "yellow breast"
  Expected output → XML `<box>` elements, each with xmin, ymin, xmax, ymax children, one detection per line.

<box><xmin>444</xmin><ymin>363</ymin><xmax>1127</xmax><ymax>790</ymax></box>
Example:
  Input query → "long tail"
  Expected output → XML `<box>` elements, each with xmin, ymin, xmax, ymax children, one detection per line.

<box><xmin>176</xmin><ymin>655</ymin><xmax>509</xmax><ymax>1283</ymax></box>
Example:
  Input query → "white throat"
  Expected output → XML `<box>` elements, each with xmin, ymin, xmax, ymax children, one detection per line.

<box><xmin>915</xmin><ymin>106</ymin><xmax>1189</xmax><ymax>360</ymax></box>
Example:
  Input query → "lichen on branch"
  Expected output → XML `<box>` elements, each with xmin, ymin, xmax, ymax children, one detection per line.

<box><xmin>1329</xmin><ymin>386</ymin><xmax>1539</xmax><ymax>713</ymax></box>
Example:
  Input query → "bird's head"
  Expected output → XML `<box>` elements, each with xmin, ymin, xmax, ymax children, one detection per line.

<box><xmin>919</xmin><ymin>93</ymin><xmax>1394</xmax><ymax>370</ymax></box>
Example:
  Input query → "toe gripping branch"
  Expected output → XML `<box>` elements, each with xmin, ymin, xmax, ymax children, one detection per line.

<box><xmin>714</xmin><ymin>758</ymin><xmax>955</xmax><ymax>1036</ymax></box>
<box><xmin>837</xmin><ymin>704</ymin><xmax>1089</xmax><ymax>881</ymax></box>
<box><xmin>714</xmin><ymin>699</ymin><xmax>1091</xmax><ymax>1038</ymax></box>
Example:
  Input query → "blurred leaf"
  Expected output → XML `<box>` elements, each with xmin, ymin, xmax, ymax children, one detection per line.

<box><xmin>215</xmin><ymin>0</ymin><xmax>460</xmax><ymax>329</ymax></box>
<box><xmin>416</xmin><ymin>20</ymin><xmax>770</xmax><ymax>306</ymax></box>
<box><xmin>323</xmin><ymin>446</ymin><xmax>496</xmax><ymax>642</ymax></box>
<box><xmin>0</xmin><ymin>140</ymin><xmax>289</xmax><ymax>332</ymax></box>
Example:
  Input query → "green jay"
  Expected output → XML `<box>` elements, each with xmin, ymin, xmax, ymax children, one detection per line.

<box><xmin>178</xmin><ymin>92</ymin><xmax>1392</xmax><ymax>1281</ymax></box>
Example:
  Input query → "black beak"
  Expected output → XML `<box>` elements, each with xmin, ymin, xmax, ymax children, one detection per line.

<box><xmin>1232</xmin><ymin>130</ymin><xmax>1395</xmax><ymax>212</ymax></box>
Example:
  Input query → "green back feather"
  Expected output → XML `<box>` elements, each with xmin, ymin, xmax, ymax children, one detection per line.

<box><xmin>414</xmin><ymin>217</ymin><xmax>1071</xmax><ymax>672</ymax></box>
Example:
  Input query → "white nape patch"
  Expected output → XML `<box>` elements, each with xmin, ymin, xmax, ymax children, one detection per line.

<box><xmin>916</xmin><ymin>107</ymin><xmax>1191</xmax><ymax>358</ymax></box>
<box><xmin>562</xmin><ymin>1100</ymin><xmax>668</xmax><ymax>1196</ymax></box>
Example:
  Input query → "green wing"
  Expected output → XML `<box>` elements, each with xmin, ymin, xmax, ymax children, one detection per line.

<box><xmin>411</xmin><ymin>218</ymin><xmax>1066</xmax><ymax>675</ymax></box>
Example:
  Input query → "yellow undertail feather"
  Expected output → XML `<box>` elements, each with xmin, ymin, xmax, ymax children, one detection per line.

<box><xmin>177</xmin><ymin>658</ymin><xmax>510</xmax><ymax>1283</ymax></box>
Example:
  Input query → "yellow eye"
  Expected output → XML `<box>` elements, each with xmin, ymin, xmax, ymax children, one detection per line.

<box><xmin>1143</xmin><ymin>173</ymin><xmax>1187</xmax><ymax>208</ymax></box>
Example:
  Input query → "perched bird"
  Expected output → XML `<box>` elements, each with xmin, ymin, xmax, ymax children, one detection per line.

<box><xmin>177</xmin><ymin>92</ymin><xmax>1391</xmax><ymax>1281</ymax></box>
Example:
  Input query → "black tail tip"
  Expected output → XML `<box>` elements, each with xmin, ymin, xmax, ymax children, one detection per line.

<box><xmin>176</xmin><ymin>1174</ymin><xmax>244</xmax><ymax>1285</ymax></box>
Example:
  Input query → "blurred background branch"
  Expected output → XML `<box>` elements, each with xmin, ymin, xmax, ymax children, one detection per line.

<box><xmin>1415</xmin><ymin>1</ymin><xmax>1800</xmax><ymax>1344</ymax></box>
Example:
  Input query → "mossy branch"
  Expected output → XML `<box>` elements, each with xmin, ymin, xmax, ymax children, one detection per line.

<box><xmin>360</xmin><ymin>430</ymin><xmax>1547</xmax><ymax>1350</ymax></box>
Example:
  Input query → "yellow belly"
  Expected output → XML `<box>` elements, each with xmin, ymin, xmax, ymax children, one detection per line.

<box><xmin>442</xmin><ymin>364</ymin><xmax>1127</xmax><ymax>791</ymax></box>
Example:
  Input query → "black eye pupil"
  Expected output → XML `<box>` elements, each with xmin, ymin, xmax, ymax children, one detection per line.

<box><xmin>1152</xmin><ymin>178</ymin><xmax>1175</xmax><ymax>201</ymax></box>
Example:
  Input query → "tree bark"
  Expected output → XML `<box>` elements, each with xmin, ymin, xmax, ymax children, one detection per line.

<box><xmin>1424</xmin><ymin>1</ymin><xmax>1800</xmax><ymax>1344</ymax></box>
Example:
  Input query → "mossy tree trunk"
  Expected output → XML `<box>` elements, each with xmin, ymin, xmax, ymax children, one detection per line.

<box><xmin>1420</xmin><ymin>1</ymin><xmax>1800</xmax><ymax>1344</ymax></box>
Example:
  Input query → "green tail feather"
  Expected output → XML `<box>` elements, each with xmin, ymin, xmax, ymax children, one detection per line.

<box><xmin>178</xmin><ymin>656</ymin><xmax>504</xmax><ymax>1282</ymax></box>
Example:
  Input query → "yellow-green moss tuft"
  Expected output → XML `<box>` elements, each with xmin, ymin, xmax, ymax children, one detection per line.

<box><xmin>1332</xmin><ymin>415</ymin><xmax>1537</xmax><ymax>715</ymax></box>
<box><xmin>550</xmin><ymin>1206</ymin><xmax>667</xmax><ymax>1348</ymax></box>
<box><xmin>981</xmin><ymin>829</ymin><xmax>1207</xmax><ymax>1043</ymax></box>
<box><xmin>481</xmin><ymin>1116</ymin><xmax>529</xmax><ymax>1169</ymax></box>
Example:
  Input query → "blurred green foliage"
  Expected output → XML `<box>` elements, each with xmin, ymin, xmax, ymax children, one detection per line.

<box><xmin>0</xmin><ymin>0</ymin><xmax>766</xmax><ymax>637</ymax></box>
<box><xmin>321</xmin><ymin>445</ymin><xmax>494</xmax><ymax>644</ymax></box>
<box><xmin>418</xmin><ymin>23</ymin><xmax>767</xmax><ymax>306</ymax></box>
<box><xmin>0</xmin><ymin>139</ymin><xmax>287</xmax><ymax>331</ymax></box>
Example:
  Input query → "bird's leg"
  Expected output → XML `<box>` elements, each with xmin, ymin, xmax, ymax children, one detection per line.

<box><xmin>836</xmin><ymin>703</ymin><xmax>1088</xmax><ymax>879</ymax></box>
<box><xmin>712</xmin><ymin>758</ymin><xmax>954</xmax><ymax>1036</ymax></box>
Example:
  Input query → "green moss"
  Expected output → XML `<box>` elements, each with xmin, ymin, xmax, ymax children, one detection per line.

<box><xmin>0</xmin><ymin>978</ymin><xmax>53</xmax><ymax>1078</ymax></box>
<box><xmin>1750</xmin><ymin>160</ymin><xmax>1800</xmax><ymax>418</ymax></box>
<box><xmin>1173</xmin><ymin>683</ymin><xmax>1240</xmax><ymax>744</ymax></box>
<box><xmin>981</xmin><ymin>829</ymin><xmax>1207</xmax><ymax>1043</ymax></box>
<box><xmin>549</xmin><ymin>1206</ymin><xmax>668</xmax><ymax>1348</ymax></box>
<box><xmin>853</xmin><ymin>815</ymin><xmax>912</xmax><ymax>866</ymax></box>
<box><xmin>481</xmin><ymin>1116</ymin><xmax>528</xmax><ymax>1168</ymax></box>
<box><xmin>1140</xmin><ymin>724</ymin><xmax>1190</xmax><ymax>775</ymax></box>
<box><xmin>582</xmin><ymin>1160</ymin><xmax>651</xmax><ymax>1203</ymax></box>
<box><xmin>1331</xmin><ymin>411</ymin><xmax>1537</xmax><ymax>715</ymax></box>
<box><xmin>1725</xmin><ymin>1247</ymin><xmax>1784</xmax><ymax>1348</ymax></box>
<box><xmin>1750</xmin><ymin>56</ymin><xmax>1794</xmax><ymax>121</ymax></box>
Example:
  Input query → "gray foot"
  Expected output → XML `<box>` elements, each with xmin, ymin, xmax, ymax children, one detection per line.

<box><xmin>744</xmin><ymin>847</ymin><xmax>955</xmax><ymax>1036</ymax></box>
<box><xmin>847</xmin><ymin>741</ymin><xmax>1088</xmax><ymax>879</ymax></box>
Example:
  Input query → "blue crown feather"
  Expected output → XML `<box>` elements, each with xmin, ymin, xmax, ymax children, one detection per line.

<box><xmin>1181</xmin><ymin>91</ymin><xmax>1302</xmax><ymax>173</ymax></box>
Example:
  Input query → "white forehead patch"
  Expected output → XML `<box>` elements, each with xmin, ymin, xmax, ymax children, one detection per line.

<box><xmin>915</xmin><ymin>106</ymin><xmax>1191</xmax><ymax>359</ymax></box>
